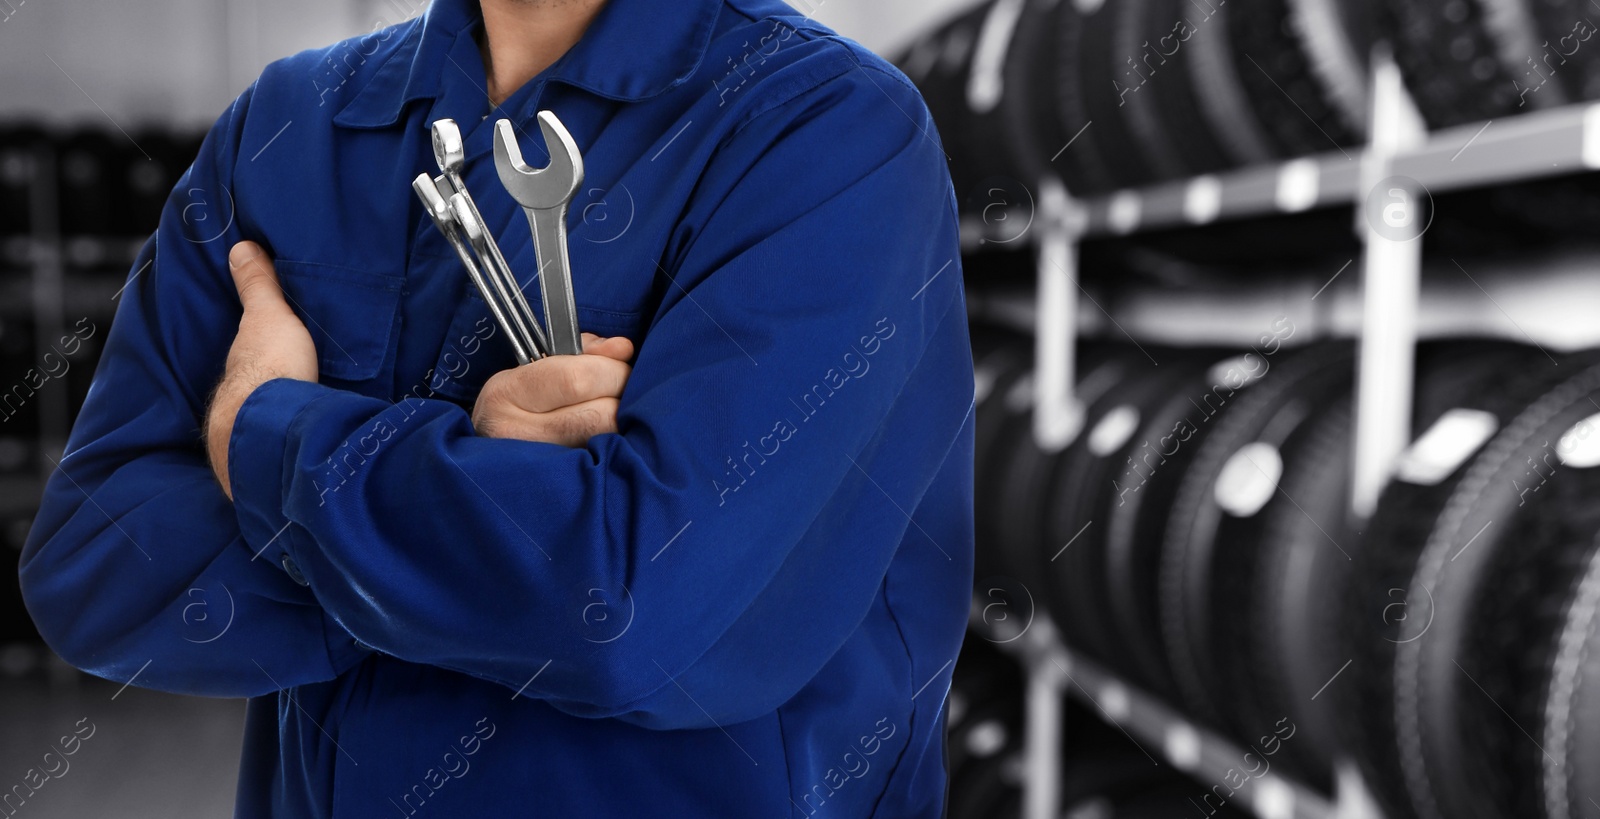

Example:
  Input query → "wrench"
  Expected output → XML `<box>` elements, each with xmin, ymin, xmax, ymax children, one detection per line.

<box><xmin>411</xmin><ymin>174</ymin><xmax>534</xmax><ymax>365</ymax></box>
<box><xmin>493</xmin><ymin>112</ymin><xmax>584</xmax><ymax>357</ymax></box>
<box><xmin>431</xmin><ymin>119</ymin><xmax>550</xmax><ymax>360</ymax></box>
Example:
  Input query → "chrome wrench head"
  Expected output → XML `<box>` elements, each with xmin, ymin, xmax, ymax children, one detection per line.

<box><xmin>412</xmin><ymin>174</ymin><xmax>533</xmax><ymax>365</ymax></box>
<box><xmin>493</xmin><ymin>112</ymin><xmax>586</xmax><ymax>356</ymax></box>
<box><xmin>412</xmin><ymin>173</ymin><xmax>454</xmax><ymax>226</ymax></box>
<box><xmin>448</xmin><ymin>193</ymin><xmax>490</xmax><ymax>252</ymax></box>
<box><xmin>492</xmin><ymin>112</ymin><xmax>584</xmax><ymax>210</ymax></box>
<box><xmin>431</xmin><ymin>118</ymin><xmax>466</xmax><ymax>182</ymax></box>
<box><xmin>427</xmin><ymin>119</ymin><xmax>550</xmax><ymax>359</ymax></box>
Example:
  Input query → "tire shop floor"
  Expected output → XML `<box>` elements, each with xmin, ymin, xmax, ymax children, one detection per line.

<box><xmin>0</xmin><ymin>673</ymin><xmax>245</xmax><ymax>818</ymax></box>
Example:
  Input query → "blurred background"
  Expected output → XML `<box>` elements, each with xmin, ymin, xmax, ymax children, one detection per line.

<box><xmin>10</xmin><ymin>0</ymin><xmax>1600</xmax><ymax>817</ymax></box>
<box><xmin>0</xmin><ymin>2</ymin><xmax>967</xmax><ymax>818</ymax></box>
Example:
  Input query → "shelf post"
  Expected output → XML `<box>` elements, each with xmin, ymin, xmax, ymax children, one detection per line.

<box><xmin>1020</xmin><ymin>618</ymin><xmax>1065</xmax><ymax>819</ymax></box>
<box><xmin>29</xmin><ymin>145</ymin><xmax>67</xmax><ymax>480</ymax></box>
<box><xmin>1352</xmin><ymin>52</ymin><xmax>1427</xmax><ymax>518</ymax></box>
<box><xmin>1034</xmin><ymin>177</ymin><xmax>1083</xmax><ymax>452</ymax></box>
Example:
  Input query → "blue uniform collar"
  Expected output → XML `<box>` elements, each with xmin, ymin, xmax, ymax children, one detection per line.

<box><xmin>334</xmin><ymin>0</ymin><xmax>720</xmax><ymax>129</ymax></box>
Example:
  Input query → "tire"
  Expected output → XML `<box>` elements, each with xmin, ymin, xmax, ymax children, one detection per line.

<box><xmin>1340</xmin><ymin>340</ymin><xmax>1555</xmax><ymax>819</ymax></box>
<box><xmin>1392</xmin><ymin>352</ymin><xmax>1600</xmax><ymax>819</ymax></box>
<box><xmin>1115</xmin><ymin>0</ymin><xmax>1229</xmax><ymax>181</ymax></box>
<box><xmin>972</xmin><ymin>327</ymin><xmax>1034</xmax><ymax>584</ymax></box>
<box><xmin>1158</xmin><ymin>341</ymin><xmax>1356</xmax><ymax>731</ymax></box>
<box><xmin>1233</xmin><ymin>397</ymin><xmax>1354</xmax><ymax>790</ymax></box>
<box><xmin>1544</xmin><ymin>531</ymin><xmax>1600</xmax><ymax>819</ymax></box>
<box><xmin>1041</xmin><ymin>346</ymin><xmax>1185</xmax><ymax>665</ymax></box>
<box><xmin>1098</xmin><ymin>349</ymin><xmax>1247</xmax><ymax>699</ymax></box>
<box><xmin>1387</xmin><ymin>0</ymin><xmax>1563</xmax><ymax>128</ymax></box>
<box><xmin>1225</xmin><ymin>0</ymin><xmax>1369</xmax><ymax>157</ymax></box>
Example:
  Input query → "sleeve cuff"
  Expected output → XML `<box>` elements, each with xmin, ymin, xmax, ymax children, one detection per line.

<box><xmin>228</xmin><ymin>376</ymin><xmax>334</xmax><ymax>569</ymax></box>
<box><xmin>230</xmin><ymin>377</ymin><xmax>377</xmax><ymax>673</ymax></box>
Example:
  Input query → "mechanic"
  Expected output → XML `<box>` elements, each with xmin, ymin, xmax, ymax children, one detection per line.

<box><xmin>20</xmin><ymin>0</ymin><xmax>973</xmax><ymax>816</ymax></box>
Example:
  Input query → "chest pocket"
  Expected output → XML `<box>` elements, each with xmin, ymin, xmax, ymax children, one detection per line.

<box><xmin>274</xmin><ymin>260</ymin><xmax>404</xmax><ymax>392</ymax></box>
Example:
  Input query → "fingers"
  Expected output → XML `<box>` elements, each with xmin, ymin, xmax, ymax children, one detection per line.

<box><xmin>542</xmin><ymin>397</ymin><xmax>620</xmax><ymax>446</ymax></box>
<box><xmin>475</xmin><ymin>396</ymin><xmax>620</xmax><ymax>447</ymax></box>
<box><xmin>472</xmin><ymin>337</ymin><xmax>634</xmax><ymax>445</ymax></box>
<box><xmin>228</xmin><ymin>241</ymin><xmax>291</xmax><ymax>315</ymax></box>
<box><xmin>581</xmin><ymin>332</ymin><xmax>634</xmax><ymax>362</ymax></box>
<box><xmin>492</xmin><ymin>353</ymin><xmax>631</xmax><ymax>414</ymax></box>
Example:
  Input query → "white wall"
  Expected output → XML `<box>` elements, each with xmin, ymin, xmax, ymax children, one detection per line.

<box><xmin>806</xmin><ymin>0</ymin><xmax>978</xmax><ymax>56</ymax></box>
<box><xmin>0</xmin><ymin>0</ymin><xmax>975</xmax><ymax>130</ymax></box>
<box><xmin>0</xmin><ymin>0</ymin><xmax>378</xmax><ymax>129</ymax></box>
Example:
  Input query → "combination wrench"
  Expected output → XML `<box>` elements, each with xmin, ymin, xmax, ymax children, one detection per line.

<box><xmin>424</xmin><ymin>119</ymin><xmax>550</xmax><ymax>359</ymax></box>
<box><xmin>493</xmin><ymin>112</ymin><xmax>584</xmax><ymax>358</ymax></box>
<box><xmin>412</xmin><ymin>112</ymin><xmax>587</xmax><ymax>362</ymax></box>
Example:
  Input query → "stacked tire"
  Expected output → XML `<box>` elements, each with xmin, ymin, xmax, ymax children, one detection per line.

<box><xmin>966</xmin><ymin>315</ymin><xmax>1600</xmax><ymax>815</ymax></box>
<box><xmin>895</xmin><ymin>0</ymin><xmax>1372</xmax><ymax>201</ymax></box>
<box><xmin>1343</xmin><ymin>346</ymin><xmax>1600</xmax><ymax>819</ymax></box>
<box><xmin>899</xmin><ymin>0</ymin><xmax>1600</xmax><ymax>209</ymax></box>
<box><xmin>0</xmin><ymin>124</ymin><xmax>203</xmax><ymax>673</ymax></box>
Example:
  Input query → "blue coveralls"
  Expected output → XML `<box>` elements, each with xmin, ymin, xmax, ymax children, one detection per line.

<box><xmin>19</xmin><ymin>0</ymin><xmax>975</xmax><ymax>815</ymax></box>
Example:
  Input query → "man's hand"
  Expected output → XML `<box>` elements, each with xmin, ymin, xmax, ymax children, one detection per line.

<box><xmin>202</xmin><ymin>240</ymin><xmax>632</xmax><ymax>498</ymax></box>
<box><xmin>472</xmin><ymin>333</ymin><xmax>634</xmax><ymax>446</ymax></box>
<box><xmin>206</xmin><ymin>241</ymin><xmax>318</xmax><ymax>500</ymax></box>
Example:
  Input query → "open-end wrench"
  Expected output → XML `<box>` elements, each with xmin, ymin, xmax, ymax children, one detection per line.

<box><xmin>431</xmin><ymin>119</ymin><xmax>550</xmax><ymax>359</ymax></box>
<box><xmin>493</xmin><ymin>112</ymin><xmax>584</xmax><ymax>357</ymax></box>
<box><xmin>411</xmin><ymin>174</ymin><xmax>534</xmax><ymax>365</ymax></box>
<box><xmin>447</xmin><ymin>191</ymin><xmax>557</xmax><ymax>361</ymax></box>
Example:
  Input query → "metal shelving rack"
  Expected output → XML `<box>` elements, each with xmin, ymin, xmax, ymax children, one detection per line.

<box><xmin>985</xmin><ymin>55</ymin><xmax>1600</xmax><ymax>819</ymax></box>
<box><xmin>972</xmin><ymin>613</ymin><xmax>1356</xmax><ymax>819</ymax></box>
<box><xmin>2</xmin><ymin>142</ymin><xmax>142</xmax><ymax>572</ymax></box>
<box><xmin>1029</xmin><ymin>60</ymin><xmax>1600</xmax><ymax>517</ymax></box>
<box><xmin>11</xmin><ymin>145</ymin><xmax>145</xmax><ymax>480</ymax></box>
<box><xmin>27</xmin><ymin>146</ymin><xmax>69</xmax><ymax>481</ymax></box>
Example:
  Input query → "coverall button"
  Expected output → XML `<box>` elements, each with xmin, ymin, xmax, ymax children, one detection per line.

<box><xmin>281</xmin><ymin>553</ymin><xmax>309</xmax><ymax>586</ymax></box>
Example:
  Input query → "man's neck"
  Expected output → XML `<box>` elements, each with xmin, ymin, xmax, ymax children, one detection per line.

<box><xmin>479</xmin><ymin>0</ymin><xmax>609</xmax><ymax>106</ymax></box>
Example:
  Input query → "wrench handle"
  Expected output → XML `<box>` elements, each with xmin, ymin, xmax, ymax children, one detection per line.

<box><xmin>450</xmin><ymin>192</ymin><xmax>550</xmax><ymax>361</ymax></box>
<box><xmin>443</xmin><ymin>226</ymin><xmax>534</xmax><ymax>367</ymax></box>
<box><xmin>413</xmin><ymin>175</ymin><xmax>532</xmax><ymax>365</ymax></box>
<box><xmin>528</xmin><ymin>205</ymin><xmax>583</xmax><ymax>356</ymax></box>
